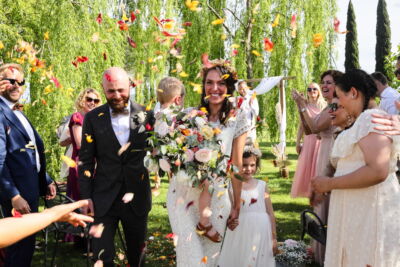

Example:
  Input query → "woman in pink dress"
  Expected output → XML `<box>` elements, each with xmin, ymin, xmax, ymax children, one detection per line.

<box><xmin>291</xmin><ymin>83</ymin><xmax>326</xmax><ymax>198</ymax></box>
<box><xmin>67</xmin><ymin>88</ymin><xmax>101</xmax><ymax>201</ymax></box>
<box><xmin>292</xmin><ymin>70</ymin><xmax>343</xmax><ymax>264</ymax></box>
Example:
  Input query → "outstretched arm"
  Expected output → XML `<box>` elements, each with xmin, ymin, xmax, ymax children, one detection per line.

<box><xmin>0</xmin><ymin>200</ymin><xmax>93</xmax><ymax>248</ymax></box>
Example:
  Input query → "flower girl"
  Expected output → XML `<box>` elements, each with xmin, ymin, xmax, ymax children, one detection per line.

<box><xmin>218</xmin><ymin>144</ymin><xmax>277</xmax><ymax>267</ymax></box>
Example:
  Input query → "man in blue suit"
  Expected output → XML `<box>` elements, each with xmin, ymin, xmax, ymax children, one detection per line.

<box><xmin>0</xmin><ymin>63</ymin><xmax>56</xmax><ymax>266</ymax></box>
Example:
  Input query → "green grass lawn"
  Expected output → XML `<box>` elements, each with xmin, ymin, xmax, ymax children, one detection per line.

<box><xmin>32</xmin><ymin>142</ymin><xmax>315</xmax><ymax>266</ymax></box>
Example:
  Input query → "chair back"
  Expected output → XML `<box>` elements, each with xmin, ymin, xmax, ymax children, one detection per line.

<box><xmin>300</xmin><ymin>209</ymin><xmax>327</xmax><ymax>245</ymax></box>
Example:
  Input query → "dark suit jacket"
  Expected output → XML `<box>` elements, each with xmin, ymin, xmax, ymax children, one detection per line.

<box><xmin>0</xmin><ymin>98</ymin><xmax>49</xmax><ymax>205</ymax></box>
<box><xmin>78</xmin><ymin>102</ymin><xmax>154</xmax><ymax>218</ymax></box>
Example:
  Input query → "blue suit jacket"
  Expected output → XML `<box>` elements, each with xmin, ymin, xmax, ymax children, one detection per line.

<box><xmin>0</xmin><ymin>98</ymin><xmax>50</xmax><ymax>205</ymax></box>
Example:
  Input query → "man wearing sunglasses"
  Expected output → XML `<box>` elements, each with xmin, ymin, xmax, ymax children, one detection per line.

<box><xmin>0</xmin><ymin>63</ymin><xmax>56</xmax><ymax>267</ymax></box>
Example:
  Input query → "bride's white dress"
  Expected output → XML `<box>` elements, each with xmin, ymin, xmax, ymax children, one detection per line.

<box><xmin>167</xmin><ymin>110</ymin><xmax>250</xmax><ymax>266</ymax></box>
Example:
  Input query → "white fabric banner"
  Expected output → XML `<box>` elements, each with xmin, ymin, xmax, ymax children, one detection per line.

<box><xmin>252</xmin><ymin>76</ymin><xmax>284</xmax><ymax>95</ymax></box>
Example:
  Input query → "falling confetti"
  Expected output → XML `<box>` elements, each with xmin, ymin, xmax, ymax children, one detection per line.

<box><xmin>271</xmin><ymin>14</ymin><xmax>280</xmax><ymax>27</ymax></box>
<box><xmin>211</xmin><ymin>18</ymin><xmax>225</xmax><ymax>25</ymax></box>
<box><xmin>201</xmin><ymin>256</ymin><xmax>208</xmax><ymax>264</ymax></box>
<box><xmin>11</xmin><ymin>208</ymin><xmax>22</xmax><ymax>218</ymax></box>
<box><xmin>122</xmin><ymin>192</ymin><xmax>134</xmax><ymax>203</ymax></box>
<box><xmin>61</xmin><ymin>155</ymin><xmax>77</xmax><ymax>168</ymax></box>
<box><xmin>118</xmin><ymin>142</ymin><xmax>131</xmax><ymax>156</ymax></box>
<box><xmin>89</xmin><ymin>223</ymin><xmax>105</xmax><ymax>238</ymax></box>
<box><xmin>263</xmin><ymin>38</ymin><xmax>274</xmax><ymax>52</ymax></box>
<box><xmin>84</xmin><ymin>170</ymin><xmax>91</xmax><ymax>177</ymax></box>
<box><xmin>86</xmin><ymin>134</ymin><xmax>93</xmax><ymax>143</ymax></box>
<box><xmin>202</xmin><ymin>207</ymin><xmax>212</xmax><ymax>218</ymax></box>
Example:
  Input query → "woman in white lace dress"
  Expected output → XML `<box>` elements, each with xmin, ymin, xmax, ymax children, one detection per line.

<box><xmin>167</xmin><ymin>60</ymin><xmax>250</xmax><ymax>266</ymax></box>
<box><xmin>312</xmin><ymin>69</ymin><xmax>400</xmax><ymax>267</ymax></box>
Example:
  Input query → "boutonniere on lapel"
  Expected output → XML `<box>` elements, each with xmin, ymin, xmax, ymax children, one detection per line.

<box><xmin>132</xmin><ymin>111</ymin><xmax>153</xmax><ymax>133</ymax></box>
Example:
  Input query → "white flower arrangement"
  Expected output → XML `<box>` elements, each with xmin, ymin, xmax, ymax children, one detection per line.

<box><xmin>144</xmin><ymin>106</ymin><xmax>234</xmax><ymax>187</ymax></box>
<box><xmin>275</xmin><ymin>239</ymin><xmax>313</xmax><ymax>266</ymax></box>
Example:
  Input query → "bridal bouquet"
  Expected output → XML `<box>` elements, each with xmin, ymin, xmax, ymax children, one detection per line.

<box><xmin>144</xmin><ymin>106</ymin><xmax>232</xmax><ymax>187</ymax></box>
<box><xmin>275</xmin><ymin>239</ymin><xmax>313</xmax><ymax>266</ymax></box>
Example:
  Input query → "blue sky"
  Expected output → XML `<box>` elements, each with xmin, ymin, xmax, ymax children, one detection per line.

<box><xmin>336</xmin><ymin>0</ymin><xmax>400</xmax><ymax>73</ymax></box>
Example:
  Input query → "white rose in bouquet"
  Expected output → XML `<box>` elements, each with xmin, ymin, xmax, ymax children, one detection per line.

<box><xmin>195</xmin><ymin>148</ymin><xmax>212</xmax><ymax>163</ymax></box>
<box><xmin>195</xmin><ymin>117</ymin><xmax>206</xmax><ymax>128</ymax></box>
<box><xmin>159</xmin><ymin>158</ymin><xmax>171</xmax><ymax>172</ymax></box>
<box><xmin>144</xmin><ymin>155</ymin><xmax>159</xmax><ymax>173</ymax></box>
<box><xmin>154</xmin><ymin>120</ymin><xmax>169</xmax><ymax>137</ymax></box>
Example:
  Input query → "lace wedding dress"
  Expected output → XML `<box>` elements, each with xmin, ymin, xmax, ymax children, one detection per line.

<box><xmin>324</xmin><ymin>109</ymin><xmax>400</xmax><ymax>267</ymax></box>
<box><xmin>167</xmin><ymin>110</ymin><xmax>250</xmax><ymax>266</ymax></box>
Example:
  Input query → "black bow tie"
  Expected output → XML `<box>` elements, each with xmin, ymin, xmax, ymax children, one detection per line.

<box><xmin>12</xmin><ymin>103</ymin><xmax>24</xmax><ymax>111</ymax></box>
<box><xmin>111</xmin><ymin>108</ymin><xmax>129</xmax><ymax>117</ymax></box>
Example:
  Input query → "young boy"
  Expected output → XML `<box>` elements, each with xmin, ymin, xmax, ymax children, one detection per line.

<box><xmin>152</xmin><ymin>77</ymin><xmax>185</xmax><ymax>192</ymax></box>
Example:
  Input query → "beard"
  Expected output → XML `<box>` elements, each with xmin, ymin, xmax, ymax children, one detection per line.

<box><xmin>107</xmin><ymin>95</ymin><xmax>129</xmax><ymax>113</ymax></box>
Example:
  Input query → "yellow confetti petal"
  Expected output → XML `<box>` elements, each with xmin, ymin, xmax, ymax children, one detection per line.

<box><xmin>231</xmin><ymin>44</ymin><xmax>240</xmax><ymax>49</ymax></box>
<box><xmin>179</xmin><ymin>71</ymin><xmax>189</xmax><ymax>78</ymax></box>
<box><xmin>217</xmin><ymin>190</ymin><xmax>225</xmax><ymax>198</ymax></box>
<box><xmin>98</xmin><ymin>112</ymin><xmax>104</xmax><ymax>117</ymax></box>
<box><xmin>84</xmin><ymin>170</ymin><xmax>91</xmax><ymax>177</ymax></box>
<box><xmin>0</xmin><ymin>41</ymin><xmax>4</xmax><ymax>49</ymax></box>
<box><xmin>271</xmin><ymin>14</ymin><xmax>280</xmax><ymax>27</ymax></box>
<box><xmin>211</xmin><ymin>18</ymin><xmax>225</xmax><ymax>25</ymax></box>
<box><xmin>220</xmin><ymin>34</ymin><xmax>227</xmax><ymax>40</ymax></box>
<box><xmin>86</xmin><ymin>134</ymin><xmax>93</xmax><ymax>143</ymax></box>
<box><xmin>157</xmin><ymin>89</ymin><xmax>164</xmax><ymax>93</ymax></box>
<box><xmin>221</xmin><ymin>74</ymin><xmax>230</xmax><ymax>80</ymax></box>
<box><xmin>252</xmin><ymin>50</ymin><xmax>261</xmax><ymax>57</ymax></box>
<box><xmin>204</xmin><ymin>95</ymin><xmax>211</xmax><ymax>100</ymax></box>
<box><xmin>61</xmin><ymin>155</ymin><xmax>77</xmax><ymax>168</ymax></box>
<box><xmin>44</xmin><ymin>31</ymin><xmax>49</xmax><ymax>40</ymax></box>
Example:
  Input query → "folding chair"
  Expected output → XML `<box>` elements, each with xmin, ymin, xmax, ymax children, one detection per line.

<box><xmin>42</xmin><ymin>192</ymin><xmax>92</xmax><ymax>267</ymax></box>
<box><xmin>300</xmin><ymin>209</ymin><xmax>327</xmax><ymax>245</ymax></box>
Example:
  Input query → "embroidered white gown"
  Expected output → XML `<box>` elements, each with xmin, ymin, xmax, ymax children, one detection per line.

<box><xmin>167</xmin><ymin>110</ymin><xmax>250</xmax><ymax>267</ymax></box>
<box><xmin>325</xmin><ymin>109</ymin><xmax>400</xmax><ymax>267</ymax></box>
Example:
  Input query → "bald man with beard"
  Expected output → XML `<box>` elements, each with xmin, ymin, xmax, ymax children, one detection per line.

<box><xmin>79</xmin><ymin>67</ymin><xmax>154</xmax><ymax>266</ymax></box>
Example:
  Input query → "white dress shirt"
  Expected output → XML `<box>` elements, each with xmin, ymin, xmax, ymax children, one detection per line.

<box><xmin>0</xmin><ymin>96</ymin><xmax>41</xmax><ymax>172</ymax></box>
<box><xmin>379</xmin><ymin>86</ymin><xmax>400</xmax><ymax>115</ymax></box>
<box><xmin>110</xmin><ymin>103</ymin><xmax>131</xmax><ymax>146</ymax></box>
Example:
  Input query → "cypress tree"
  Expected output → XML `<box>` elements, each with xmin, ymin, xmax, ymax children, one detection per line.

<box><xmin>375</xmin><ymin>0</ymin><xmax>391</xmax><ymax>77</ymax></box>
<box><xmin>345</xmin><ymin>0</ymin><xmax>360</xmax><ymax>71</ymax></box>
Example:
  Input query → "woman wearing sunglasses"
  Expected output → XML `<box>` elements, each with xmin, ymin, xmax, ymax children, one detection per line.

<box><xmin>292</xmin><ymin>70</ymin><xmax>343</xmax><ymax>265</ymax></box>
<box><xmin>67</xmin><ymin>88</ymin><xmax>101</xmax><ymax>202</ymax></box>
<box><xmin>65</xmin><ymin>88</ymin><xmax>101</xmax><ymax>244</ymax></box>
<box><xmin>291</xmin><ymin>83</ymin><xmax>326</xmax><ymax>199</ymax></box>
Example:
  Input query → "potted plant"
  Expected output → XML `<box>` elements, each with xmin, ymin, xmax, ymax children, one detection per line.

<box><xmin>275</xmin><ymin>239</ymin><xmax>313</xmax><ymax>267</ymax></box>
<box><xmin>271</xmin><ymin>143</ymin><xmax>289</xmax><ymax>178</ymax></box>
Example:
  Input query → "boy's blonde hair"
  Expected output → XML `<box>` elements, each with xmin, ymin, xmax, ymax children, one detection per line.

<box><xmin>157</xmin><ymin>77</ymin><xmax>185</xmax><ymax>104</ymax></box>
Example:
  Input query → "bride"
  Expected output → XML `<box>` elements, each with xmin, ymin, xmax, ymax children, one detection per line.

<box><xmin>166</xmin><ymin>59</ymin><xmax>250</xmax><ymax>266</ymax></box>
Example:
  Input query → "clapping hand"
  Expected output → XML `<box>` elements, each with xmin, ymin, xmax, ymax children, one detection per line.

<box><xmin>291</xmin><ymin>90</ymin><xmax>307</xmax><ymax>108</ymax></box>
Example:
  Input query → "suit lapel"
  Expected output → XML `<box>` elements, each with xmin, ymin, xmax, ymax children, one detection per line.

<box><xmin>0</xmin><ymin>98</ymin><xmax>31</xmax><ymax>142</ymax></box>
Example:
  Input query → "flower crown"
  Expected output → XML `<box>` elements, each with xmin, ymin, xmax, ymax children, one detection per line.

<box><xmin>200</xmin><ymin>58</ymin><xmax>238</xmax><ymax>81</ymax></box>
<box><xmin>243</xmin><ymin>144</ymin><xmax>262</xmax><ymax>158</ymax></box>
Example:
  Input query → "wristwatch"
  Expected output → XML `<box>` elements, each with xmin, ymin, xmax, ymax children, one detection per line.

<box><xmin>300</xmin><ymin>107</ymin><xmax>306</xmax><ymax>113</ymax></box>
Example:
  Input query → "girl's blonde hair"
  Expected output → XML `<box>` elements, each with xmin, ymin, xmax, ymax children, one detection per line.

<box><xmin>307</xmin><ymin>82</ymin><xmax>326</xmax><ymax>110</ymax></box>
<box><xmin>75</xmin><ymin>88</ymin><xmax>101</xmax><ymax>112</ymax></box>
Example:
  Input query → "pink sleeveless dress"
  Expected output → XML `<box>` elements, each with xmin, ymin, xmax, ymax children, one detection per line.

<box><xmin>291</xmin><ymin>104</ymin><xmax>321</xmax><ymax>198</ymax></box>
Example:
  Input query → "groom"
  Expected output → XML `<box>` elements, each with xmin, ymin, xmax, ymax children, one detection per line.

<box><xmin>79</xmin><ymin>67</ymin><xmax>154</xmax><ymax>266</ymax></box>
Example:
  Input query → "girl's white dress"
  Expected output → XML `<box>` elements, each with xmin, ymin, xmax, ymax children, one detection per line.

<box><xmin>167</xmin><ymin>110</ymin><xmax>250</xmax><ymax>266</ymax></box>
<box><xmin>325</xmin><ymin>109</ymin><xmax>400</xmax><ymax>267</ymax></box>
<box><xmin>218</xmin><ymin>180</ymin><xmax>275</xmax><ymax>267</ymax></box>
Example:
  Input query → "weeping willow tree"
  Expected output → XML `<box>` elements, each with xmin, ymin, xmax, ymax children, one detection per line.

<box><xmin>0</xmin><ymin>0</ymin><xmax>338</xmax><ymax>177</ymax></box>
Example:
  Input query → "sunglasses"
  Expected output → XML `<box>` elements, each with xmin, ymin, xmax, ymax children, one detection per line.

<box><xmin>328</xmin><ymin>103</ymin><xmax>338</xmax><ymax>112</ymax></box>
<box><xmin>307</xmin><ymin>87</ymin><xmax>318</xmax><ymax>92</ymax></box>
<box><xmin>86</xmin><ymin>96</ymin><xmax>100</xmax><ymax>104</ymax></box>
<box><xmin>2</xmin><ymin>78</ymin><xmax>25</xmax><ymax>86</ymax></box>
